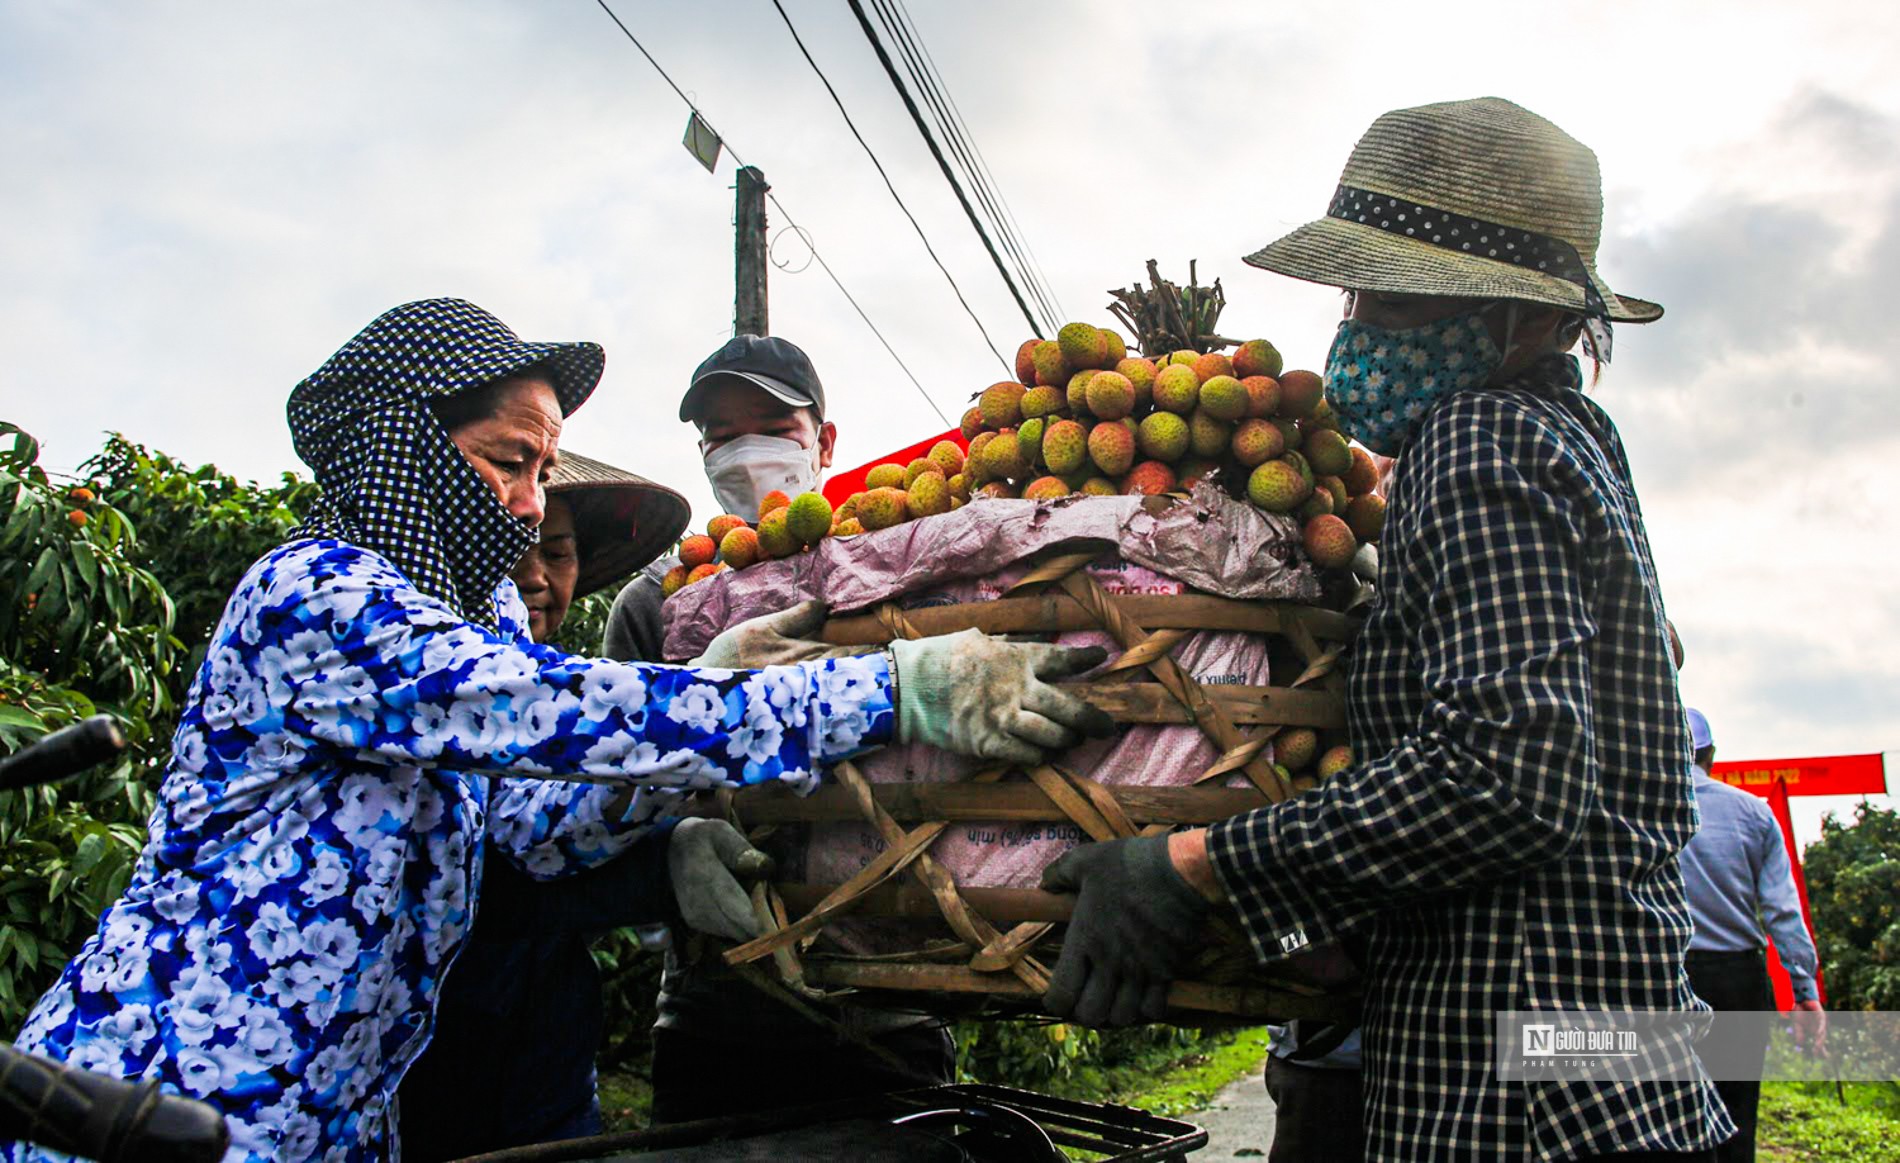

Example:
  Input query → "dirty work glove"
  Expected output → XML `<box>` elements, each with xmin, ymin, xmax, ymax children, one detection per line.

<box><xmin>692</xmin><ymin>599</ymin><xmax>868</xmax><ymax>668</ymax></box>
<box><xmin>667</xmin><ymin>818</ymin><xmax>774</xmax><ymax>943</ymax></box>
<box><xmin>1041</xmin><ymin>835</ymin><xmax>1211</xmax><ymax>1027</ymax></box>
<box><xmin>891</xmin><ymin>629</ymin><xmax>1114</xmax><ymax>765</ymax></box>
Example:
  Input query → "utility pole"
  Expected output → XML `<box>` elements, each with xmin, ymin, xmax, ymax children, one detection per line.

<box><xmin>734</xmin><ymin>166</ymin><xmax>769</xmax><ymax>337</ymax></box>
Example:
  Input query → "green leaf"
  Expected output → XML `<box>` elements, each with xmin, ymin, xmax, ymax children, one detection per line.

<box><xmin>71</xmin><ymin>831</ymin><xmax>106</xmax><ymax>875</ymax></box>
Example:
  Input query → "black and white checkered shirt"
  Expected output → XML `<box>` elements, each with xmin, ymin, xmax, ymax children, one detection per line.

<box><xmin>1208</xmin><ymin>357</ymin><xmax>1732</xmax><ymax>1160</ymax></box>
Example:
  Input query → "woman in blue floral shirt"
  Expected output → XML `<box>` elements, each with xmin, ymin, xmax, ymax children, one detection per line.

<box><xmin>6</xmin><ymin>299</ymin><xmax>1108</xmax><ymax>1162</ymax></box>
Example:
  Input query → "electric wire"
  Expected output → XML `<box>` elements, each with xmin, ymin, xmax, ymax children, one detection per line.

<box><xmin>838</xmin><ymin>0</ymin><xmax>1047</xmax><ymax>346</ymax></box>
<box><xmin>588</xmin><ymin>0</ymin><xmax>951</xmax><ymax>427</ymax></box>
<box><xmin>885</xmin><ymin>0</ymin><xmax>1066</xmax><ymax>325</ymax></box>
<box><xmin>766</xmin><ymin>0</ymin><xmax>1014</xmax><ymax>372</ymax></box>
<box><xmin>868</xmin><ymin>0</ymin><xmax>1063</xmax><ymax>333</ymax></box>
<box><xmin>866</xmin><ymin>0</ymin><xmax>1054</xmax><ymax>333</ymax></box>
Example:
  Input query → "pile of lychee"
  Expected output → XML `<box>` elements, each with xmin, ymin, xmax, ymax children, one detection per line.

<box><xmin>952</xmin><ymin>320</ymin><xmax>1385</xmax><ymax>573</ymax></box>
<box><xmin>1273</xmin><ymin>729</ymin><xmax>1354</xmax><ymax>794</ymax></box>
<box><xmin>660</xmin><ymin>489</ymin><xmax>841</xmax><ymax>593</ymax></box>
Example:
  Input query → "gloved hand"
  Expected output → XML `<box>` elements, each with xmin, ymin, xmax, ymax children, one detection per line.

<box><xmin>692</xmin><ymin>599</ymin><xmax>868</xmax><ymax>668</ymax></box>
<box><xmin>666</xmin><ymin>818</ymin><xmax>774</xmax><ymax>942</ymax></box>
<box><xmin>1040</xmin><ymin>835</ymin><xmax>1211</xmax><ymax>1027</ymax></box>
<box><xmin>891</xmin><ymin>629</ymin><xmax>1114</xmax><ymax>765</ymax></box>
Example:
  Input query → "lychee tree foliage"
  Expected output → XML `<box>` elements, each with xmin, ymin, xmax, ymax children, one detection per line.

<box><xmin>1802</xmin><ymin>803</ymin><xmax>1900</xmax><ymax>1012</ymax></box>
<box><xmin>0</xmin><ymin>423</ymin><xmax>182</xmax><ymax>1026</ymax></box>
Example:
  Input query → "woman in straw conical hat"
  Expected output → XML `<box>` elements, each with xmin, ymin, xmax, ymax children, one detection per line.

<box><xmin>1039</xmin><ymin>99</ymin><xmax>1730</xmax><ymax>1161</ymax></box>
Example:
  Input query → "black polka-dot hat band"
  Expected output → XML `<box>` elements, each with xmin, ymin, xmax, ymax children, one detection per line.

<box><xmin>1245</xmin><ymin>97</ymin><xmax>1661</xmax><ymax>333</ymax></box>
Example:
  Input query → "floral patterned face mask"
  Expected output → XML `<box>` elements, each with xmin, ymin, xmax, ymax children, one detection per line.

<box><xmin>1321</xmin><ymin>306</ymin><xmax>1506</xmax><ymax>455</ymax></box>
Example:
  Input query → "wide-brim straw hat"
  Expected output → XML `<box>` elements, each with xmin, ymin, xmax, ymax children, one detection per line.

<box><xmin>545</xmin><ymin>451</ymin><xmax>690</xmax><ymax>600</ymax></box>
<box><xmin>1246</xmin><ymin>97</ymin><xmax>1660</xmax><ymax>324</ymax></box>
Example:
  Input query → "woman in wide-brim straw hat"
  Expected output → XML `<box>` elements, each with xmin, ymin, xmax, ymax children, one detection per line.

<box><xmin>5</xmin><ymin>299</ymin><xmax>1111</xmax><ymax>1163</ymax></box>
<box><xmin>1039</xmin><ymin>99</ymin><xmax>1730</xmax><ymax>1160</ymax></box>
<box><xmin>510</xmin><ymin>450</ymin><xmax>690</xmax><ymax>643</ymax></box>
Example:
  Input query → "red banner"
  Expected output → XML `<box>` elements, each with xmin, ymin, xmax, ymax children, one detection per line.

<box><xmin>823</xmin><ymin>428</ymin><xmax>966</xmax><ymax>506</ymax></box>
<box><xmin>1707</xmin><ymin>753</ymin><xmax>1887</xmax><ymax>798</ymax></box>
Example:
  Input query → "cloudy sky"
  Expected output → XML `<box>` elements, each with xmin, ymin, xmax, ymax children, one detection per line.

<box><xmin>3</xmin><ymin>1</ymin><xmax>1895</xmax><ymax>844</ymax></box>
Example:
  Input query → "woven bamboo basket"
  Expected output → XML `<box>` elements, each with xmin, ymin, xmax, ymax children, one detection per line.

<box><xmin>708</xmin><ymin>543</ymin><xmax>1365</xmax><ymax>1026</ymax></box>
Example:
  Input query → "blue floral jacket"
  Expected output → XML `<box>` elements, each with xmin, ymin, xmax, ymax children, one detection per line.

<box><xmin>7</xmin><ymin>539</ymin><xmax>892</xmax><ymax>1162</ymax></box>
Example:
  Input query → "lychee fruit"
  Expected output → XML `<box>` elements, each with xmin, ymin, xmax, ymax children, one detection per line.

<box><xmin>832</xmin><ymin>517</ymin><xmax>865</xmax><ymax>537</ymax></box>
<box><xmin>980</xmin><ymin>382</ymin><xmax>1027</xmax><ymax>428</ymax></box>
<box><xmin>1022</xmin><ymin>385</ymin><xmax>1065</xmax><ymax>420</ymax></box>
<box><xmin>947</xmin><ymin>472</ymin><xmax>971</xmax><ymax>501</ymax></box>
<box><xmin>1033</xmin><ymin>340</ymin><xmax>1070</xmax><ymax>387</ymax></box>
<box><xmin>1188</xmin><ymin>410</ymin><xmax>1231</xmax><ymax>459</ymax></box>
<box><xmin>1318</xmin><ymin>476</ymin><xmax>1350</xmax><ymax>512</ymax></box>
<box><xmin>960</xmin><ymin>406</ymin><xmax>984</xmax><ymax>441</ymax></box>
<box><xmin>1276</xmin><ymin>727</ymin><xmax>1319</xmax><ymax>771</ymax></box>
<box><xmin>1057</xmin><ymin>322</ymin><xmax>1103</xmax><ymax>369</ymax></box>
<box><xmin>1246</xmin><ymin>459</ymin><xmax>1311</xmax><ymax>513</ymax></box>
<box><xmin>1023</xmin><ymin>475</ymin><xmax>1071</xmax><ymax>500</ymax></box>
<box><xmin>1278</xmin><ymin>369</ymin><xmax>1324</xmax><ymax>419</ymax></box>
<box><xmin>1305</xmin><ymin>429</ymin><xmax>1353</xmax><ymax>477</ymax></box>
<box><xmin>1014</xmin><ymin>338</ymin><xmax>1040</xmax><ymax>386</ymax></box>
<box><xmin>757</xmin><ymin>508</ymin><xmax>800</xmax><ymax>558</ymax></box>
<box><xmin>1176</xmin><ymin>457</ymin><xmax>1220</xmax><ymax>487</ymax></box>
<box><xmin>1298</xmin><ymin>490</ymin><xmax>1335</xmax><ymax>520</ymax></box>
<box><xmin>757</xmin><ymin>490</ymin><xmax>791</xmax><ymax>521</ymax></box>
<box><xmin>976</xmin><ymin>480</ymin><xmax>1019</xmax><ymax>499</ymax></box>
<box><xmin>1232</xmin><ymin>339</ymin><xmax>1284</xmax><ymax>380</ymax></box>
<box><xmin>1168</xmin><ymin>350</ymin><xmax>1199</xmax><ymax>368</ymax></box>
<box><xmin>965</xmin><ymin>432</ymin><xmax>998</xmax><ymax>482</ymax></box>
<box><xmin>1087</xmin><ymin>421</ymin><xmax>1136</xmax><ymax>477</ymax></box>
<box><xmin>686</xmin><ymin>562</ymin><xmax>726</xmax><ymax>585</ymax></box>
<box><xmin>707</xmin><ymin>513</ymin><xmax>748</xmax><ymax>544</ymax></box>
<box><xmin>1283</xmin><ymin>450</ymin><xmax>1316</xmax><ymax>488</ymax></box>
<box><xmin>1065</xmin><ymin>369</ymin><xmax>1097</xmax><ymax>416</ymax></box>
<box><xmin>1041</xmin><ymin>419</ymin><xmax>1088</xmax><ymax>476</ymax></box>
<box><xmin>1302</xmin><ymin>514</ymin><xmax>1358</xmax><ymax>570</ymax></box>
<box><xmin>1152</xmin><ymin>364</ymin><xmax>1200</xmax><ymax>414</ymax></box>
<box><xmin>1343</xmin><ymin>447</ymin><xmax>1381</xmax><ymax>496</ymax></box>
<box><xmin>906</xmin><ymin>458</ymin><xmax>943</xmax><ymax>488</ymax></box>
<box><xmin>981</xmin><ymin>428</ymin><xmax>1030</xmax><ymax>481</ymax></box>
<box><xmin>1344</xmin><ymin>494</ymin><xmax>1386</xmax><ymax>542</ymax></box>
<box><xmin>1272</xmin><ymin>419</ymin><xmax>1304</xmax><ymax>452</ymax></box>
<box><xmin>1137</xmin><ymin>411</ymin><xmax>1190</xmax><ymax>462</ymax></box>
<box><xmin>1302</xmin><ymin>398</ymin><xmax>1341</xmax><ymax>434</ymax></box>
<box><xmin>928</xmin><ymin>440</ymin><xmax>966</xmax><ymax>477</ymax></box>
<box><xmin>679</xmin><ymin>534</ymin><xmax>717</xmax><ymax>569</ymax></box>
<box><xmin>661</xmin><ymin>564</ymin><xmax>691</xmax><ymax>596</ymax></box>
<box><xmin>857</xmin><ymin>487</ymin><xmax>910</xmax><ymax>530</ymax></box>
<box><xmin>1116</xmin><ymin>357</ymin><xmax>1158</xmax><ymax>410</ymax></box>
<box><xmin>720</xmin><ymin>525</ymin><xmax>763</xmax><ymax>568</ymax></box>
<box><xmin>1242</xmin><ymin>376</ymin><xmax>1281</xmax><ymax>418</ymax></box>
<box><xmin>1198</xmin><ymin>375</ymin><xmax>1249</xmax><ymax>422</ymax></box>
<box><xmin>909</xmin><ymin>471</ymin><xmax>952</xmax><ymax>517</ymax></box>
<box><xmin>1100</xmin><ymin>329</ymin><xmax>1128</xmax><ymax>365</ymax></box>
<box><xmin>1121</xmin><ymin>460</ymin><xmax>1177</xmax><ymax>496</ymax></box>
<box><xmin>1230</xmin><ymin>419</ymin><xmax>1285</xmax><ymax>467</ymax></box>
<box><xmin>1085</xmin><ymin>371</ymin><xmax>1136</xmax><ymax>420</ymax></box>
<box><xmin>1191</xmin><ymin>351</ymin><xmax>1235</xmax><ymax>383</ymax></box>
<box><xmin>1317</xmin><ymin>744</ymin><xmax>1353</xmax><ymax>780</ymax></box>
<box><xmin>1079</xmin><ymin>476</ymin><xmax>1118</xmax><ymax>496</ymax></box>
<box><xmin>1017</xmin><ymin>418</ymin><xmax>1047</xmax><ymax>468</ymax></box>
<box><xmin>786</xmin><ymin>492</ymin><xmax>834</xmax><ymax>547</ymax></box>
<box><xmin>866</xmin><ymin>463</ymin><xmax>908</xmax><ymax>490</ymax></box>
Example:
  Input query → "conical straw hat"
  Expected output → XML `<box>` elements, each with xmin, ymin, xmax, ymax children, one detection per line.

<box><xmin>545</xmin><ymin>450</ymin><xmax>690</xmax><ymax>600</ymax></box>
<box><xmin>1246</xmin><ymin>97</ymin><xmax>1660</xmax><ymax>324</ymax></box>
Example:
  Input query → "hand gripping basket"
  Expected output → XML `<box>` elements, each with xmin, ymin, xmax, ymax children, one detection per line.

<box><xmin>662</xmin><ymin>488</ymin><xmax>1363</xmax><ymax>1025</ymax></box>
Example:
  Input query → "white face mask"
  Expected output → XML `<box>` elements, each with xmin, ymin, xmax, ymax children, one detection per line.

<box><xmin>702</xmin><ymin>434</ymin><xmax>821</xmax><ymax>518</ymax></box>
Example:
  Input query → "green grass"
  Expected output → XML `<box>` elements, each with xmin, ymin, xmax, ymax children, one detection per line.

<box><xmin>1057</xmin><ymin>1026</ymin><xmax>1272</xmax><ymax>1118</ymax></box>
<box><xmin>1758</xmin><ymin>1083</ymin><xmax>1900</xmax><ymax>1161</ymax></box>
<box><xmin>596</xmin><ymin>1069</ymin><xmax>653</xmax><ymax>1135</ymax></box>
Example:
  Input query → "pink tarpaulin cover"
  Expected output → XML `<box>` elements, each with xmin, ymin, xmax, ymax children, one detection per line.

<box><xmin>663</xmin><ymin>486</ymin><xmax>1320</xmax><ymax>951</ymax></box>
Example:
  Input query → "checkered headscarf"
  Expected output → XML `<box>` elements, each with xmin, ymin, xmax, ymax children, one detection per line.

<box><xmin>287</xmin><ymin>298</ymin><xmax>604</xmax><ymax>630</ymax></box>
